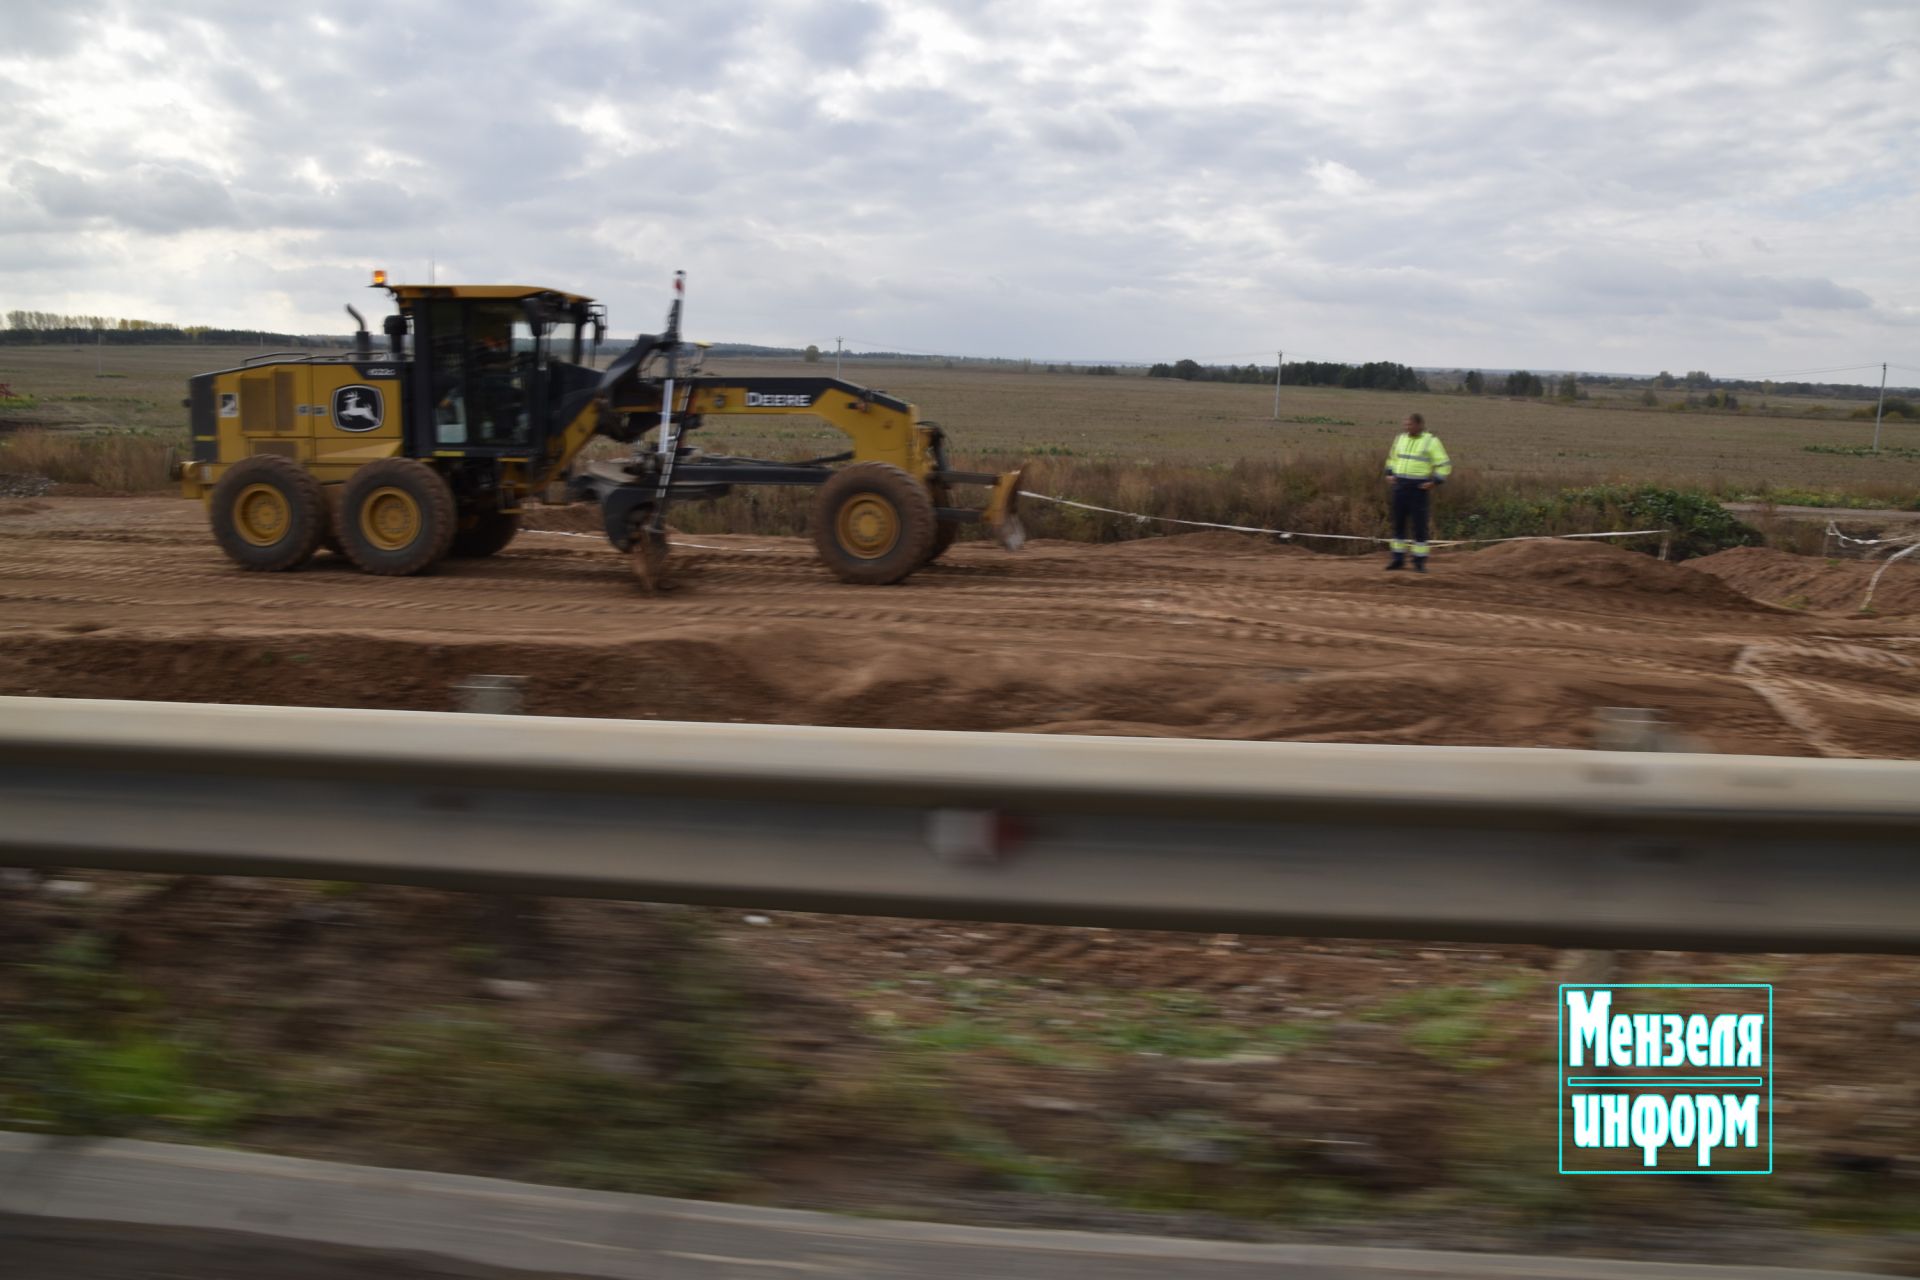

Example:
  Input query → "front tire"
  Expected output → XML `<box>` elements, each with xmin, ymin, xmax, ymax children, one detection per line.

<box><xmin>339</xmin><ymin>458</ymin><xmax>457</xmax><ymax>576</ymax></box>
<box><xmin>811</xmin><ymin>462</ymin><xmax>937</xmax><ymax>585</ymax></box>
<box><xmin>208</xmin><ymin>454</ymin><xmax>326</xmax><ymax>572</ymax></box>
<box><xmin>450</xmin><ymin>508</ymin><xmax>521</xmax><ymax>558</ymax></box>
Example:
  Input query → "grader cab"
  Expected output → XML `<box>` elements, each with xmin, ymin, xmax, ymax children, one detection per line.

<box><xmin>177</xmin><ymin>273</ymin><xmax>1024</xmax><ymax>586</ymax></box>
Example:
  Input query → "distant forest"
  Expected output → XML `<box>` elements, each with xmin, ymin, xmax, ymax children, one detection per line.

<box><xmin>1434</xmin><ymin>366</ymin><xmax>1915</xmax><ymax>405</ymax></box>
<box><xmin>3</xmin><ymin>311</ymin><xmax>339</xmax><ymax>347</ymax></box>
<box><xmin>1148</xmin><ymin>358</ymin><xmax>1427</xmax><ymax>392</ymax></box>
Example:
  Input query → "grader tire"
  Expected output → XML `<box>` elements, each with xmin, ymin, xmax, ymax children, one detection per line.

<box><xmin>811</xmin><ymin>462</ymin><xmax>937</xmax><ymax>585</ymax></box>
<box><xmin>319</xmin><ymin>486</ymin><xmax>347</xmax><ymax>557</ymax></box>
<box><xmin>208</xmin><ymin>454</ymin><xmax>326</xmax><ymax>572</ymax></box>
<box><xmin>339</xmin><ymin>458</ymin><xmax>457</xmax><ymax>576</ymax></box>
<box><xmin>450</xmin><ymin>509</ymin><xmax>521</xmax><ymax>558</ymax></box>
<box><xmin>923</xmin><ymin>482</ymin><xmax>960</xmax><ymax>565</ymax></box>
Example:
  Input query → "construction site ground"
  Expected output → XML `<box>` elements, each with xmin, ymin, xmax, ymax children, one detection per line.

<box><xmin>3</xmin><ymin>495</ymin><xmax>1919</xmax><ymax>1275</ymax></box>
<box><xmin>3</xmin><ymin>495</ymin><xmax>1918</xmax><ymax>753</ymax></box>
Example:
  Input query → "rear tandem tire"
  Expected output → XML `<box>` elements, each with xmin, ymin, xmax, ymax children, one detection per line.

<box><xmin>811</xmin><ymin>462</ymin><xmax>938</xmax><ymax>585</ymax></box>
<box><xmin>207</xmin><ymin>454</ymin><xmax>327</xmax><ymax>572</ymax></box>
<box><xmin>923</xmin><ymin>482</ymin><xmax>960</xmax><ymax>565</ymax></box>
<box><xmin>338</xmin><ymin>458</ymin><xmax>458</xmax><ymax>576</ymax></box>
<box><xmin>319</xmin><ymin>485</ymin><xmax>347</xmax><ymax>557</ymax></box>
<box><xmin>450</xmin><ymin>508</ymin><xmax>521</xmax><ymax>558</ymax></box>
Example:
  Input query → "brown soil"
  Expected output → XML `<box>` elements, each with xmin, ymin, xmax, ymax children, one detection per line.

<box><xmin>2</xmin><ymin>497</ymin><xmax>1918</xmax><ymax>757</ymax></box>
<box><xmin>1079</xmin><ymin>529</ymin><xmax>1316</xmax><ymax>558</ymax></box>
<box><xmin>1455</xmin><ymin>538</ymin><xmax>1764</xmax><ymax>608</ymax></box>
<box><xmin>1694</xmin><ymin>544</ymin><xmax>1920</xmax><ymax>616</ymax></box>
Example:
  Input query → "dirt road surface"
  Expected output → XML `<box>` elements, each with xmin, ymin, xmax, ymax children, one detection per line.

<box><xmin>1</xmin><ymin>496</ymin><xmax>1916</xmax><ymax>758</ymax></box>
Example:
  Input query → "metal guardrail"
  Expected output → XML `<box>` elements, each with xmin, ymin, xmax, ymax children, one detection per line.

<box><xmin>1</xmin><ymin>696</ymin><xmax>1916</xmax><ymax>951</ymax></box>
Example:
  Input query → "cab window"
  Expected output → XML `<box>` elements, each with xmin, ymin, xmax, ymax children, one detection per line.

<box><xmin>424</xmin><ymin>301</ymin><xmax>541</xmax><ymax>449</ymax></box>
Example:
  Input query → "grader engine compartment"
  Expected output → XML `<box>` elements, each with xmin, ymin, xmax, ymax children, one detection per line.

<box><xmin>176</xmin><ymin>273</ymin><xmax>1024</xmax><ymax>587</ymax></box>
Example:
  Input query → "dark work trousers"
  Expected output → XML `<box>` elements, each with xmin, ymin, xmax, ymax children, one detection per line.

<box><xmin>1389</xmin><ymin>480</ymin><xmax>1432</xmax><ymax>557</ymax></box>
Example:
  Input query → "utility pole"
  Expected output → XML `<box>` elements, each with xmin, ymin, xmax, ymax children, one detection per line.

<box><xmin>1272</xmin><ymin>349</ymin><xmax>1283</xmax><ymax>419</ymax></box>
<box><xmin>835</xmin><ymin>336</ymin><xmax>843</xmax><ymax>378</ymax></box>
<box><xmin>1872</xmin><ymin>361</ymin><xmax>1888</xmax><ymax>453</ymax></box>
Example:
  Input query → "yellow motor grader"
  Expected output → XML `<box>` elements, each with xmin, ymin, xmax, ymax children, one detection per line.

<box><xmin>176</xmin><ymin>272</ymin><xmax>1024</xmax><ymax>586</ymax></box>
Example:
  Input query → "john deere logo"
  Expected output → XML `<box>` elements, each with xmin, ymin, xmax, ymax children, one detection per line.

<box><xmin>332</xmin><ymin>385</ymin><xmax>384</xmax><ymax>432</ymax></box>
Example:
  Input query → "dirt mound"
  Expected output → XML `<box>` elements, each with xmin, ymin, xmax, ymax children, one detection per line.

<box><xmin>1458</xmin><ymin>538</ymin><xmax>1762</xmax><ymax>606</ymax></box>
<box><xmin>1692</xmin><ymin>545</ymin><xmax>1920</xmax><ymax>615</ymax></box>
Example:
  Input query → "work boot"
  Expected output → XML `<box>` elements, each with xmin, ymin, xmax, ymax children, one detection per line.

<box><xmin>1384</xmin><ymin>555</ymin><xmax>1405</xmax><ymax>571</ymax></box>
<box><xmin>1413</xmin><ymin>558</ymin><xmax>1428</xmax><ymax>574</ymax></box>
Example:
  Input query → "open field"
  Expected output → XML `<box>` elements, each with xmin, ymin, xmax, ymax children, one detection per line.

<box><xmin>700</xmin><ymin>357</ymin><xmax>1920</xmax><ymax>498</ymax></box>
<box><xmin>4</xmin><ymin>346</ymin><xmax>1918</xmax><ymax>512</ymax></box>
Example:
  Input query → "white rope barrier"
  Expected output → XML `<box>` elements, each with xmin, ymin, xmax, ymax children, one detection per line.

<box><xmin>529</xmin><ymin>499</ymin><xmax>1665</xmax><ymax>554</ymax></box>
<box><xmin>525</xmin><ymin>529</ymin><xmax>733</xmax><ymax>551</ymax></box>
<box><xmin>1825</xmin><ymin>521</ymin><xmax>1920</xmax><ymax>549</ymax></box>
<box><xmin>1016</xmin><ymin>490</ymin><xmax>1665</xmax><ymax>550</ymax></box>
<box><xmin>1819</xmin><ymin>523</ymin><xmax>1920</xmax><ymax>613</ymax></box>
<box><xmin>1864</xmin><ymin>543</ymin><xmax>1920</xmax><ymax>613</ymax></box>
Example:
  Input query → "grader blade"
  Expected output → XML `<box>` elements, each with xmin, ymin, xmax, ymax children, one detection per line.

<box><xmin>983</xmin><ymin>467</ymin><xmax>1027</xmax><ymax>551</ymax></box>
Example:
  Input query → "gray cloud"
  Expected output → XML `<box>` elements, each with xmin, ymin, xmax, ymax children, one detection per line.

<box><xmin>0</xmin><ymin>0</ymin><xmax>1912</xmax><ymax>375</ymax></box>
<box><xmin>13</xmin><ymin>160</ymin><xmax>243</xmax><ymax>233</ymax></box>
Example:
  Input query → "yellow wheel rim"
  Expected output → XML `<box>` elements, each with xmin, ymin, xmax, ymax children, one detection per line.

<box><xmin>360</xmin><ymin>486</ymin><xmax>423</xmax><ymax>552</ymax></box>
<box><xmin>836</xmin><ymin>494</ymin><xmax>900</xmax><ymax>559</ymax></box>
<box><xmin>233</xmin><ymin>483</ymin><xmax>292</xmax><ymax>547</ymax></box>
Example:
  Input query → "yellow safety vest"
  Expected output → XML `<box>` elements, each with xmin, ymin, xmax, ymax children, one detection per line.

<box><xmin>1385</xmin><ymin>431</ymin><xmax>1452</xmax><ymax>481</ymax></box>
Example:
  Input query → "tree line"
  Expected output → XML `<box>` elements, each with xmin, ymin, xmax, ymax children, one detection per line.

<box><xmin>3</xmin><ymin>311</ymin><xmax>336</xmax><ymax>347</ymax></box>
<box><xmin>1147</xmin><ymin>358</ymin><xmax>1427</xmax><ymax>391</ymax></box>
<box><xmin>1456</xmin><ymin>369</ymin><xmax>1579</xmax><ymax>399</ymax></box>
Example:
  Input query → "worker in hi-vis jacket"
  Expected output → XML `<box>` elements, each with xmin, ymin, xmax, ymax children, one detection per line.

<box><xmin>1382</xmin><ymin>412</ymin><xmax>1452</xmax><ymax>572</ymax></box>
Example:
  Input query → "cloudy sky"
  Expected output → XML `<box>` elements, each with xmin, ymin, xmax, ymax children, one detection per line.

<box><xmin>2</xmin><ymin>1</ymin><xmax>1914</xmax><ymax>377</ymax></box>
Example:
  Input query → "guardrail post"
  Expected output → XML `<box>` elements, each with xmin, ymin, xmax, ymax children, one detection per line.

<box><xmin>454</xmin><ymin>675</ymin><xmax>527</xmax><ymax>716</ymax></box>
<box><xmin>449</xmin><ymin>674</ymin><xmax>549</xmax><ymax>987</ymax></box>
